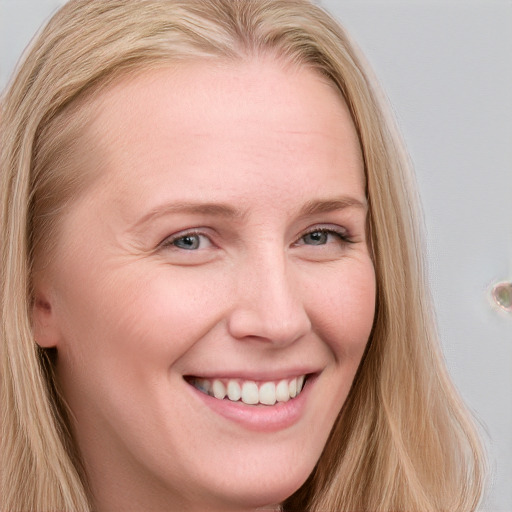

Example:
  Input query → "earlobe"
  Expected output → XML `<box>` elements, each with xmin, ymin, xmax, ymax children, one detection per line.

<box><xmin>32</xmin><ymin>291</ymin><xmax>61</xmax><ymax>349</ymax></box>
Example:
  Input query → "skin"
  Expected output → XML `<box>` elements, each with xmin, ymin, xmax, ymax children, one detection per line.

<box><xmin>33</xmin><ymin>57</ymin><xmax>376</xmax><ymax>512</ymax></box>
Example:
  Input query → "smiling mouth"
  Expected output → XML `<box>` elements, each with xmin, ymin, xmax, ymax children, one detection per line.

<box><xmin>186</xmin><ymin>375</ymin><xmax>308</xmax><ymax>406</ymax></box>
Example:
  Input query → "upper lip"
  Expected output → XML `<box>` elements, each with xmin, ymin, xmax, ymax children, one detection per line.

<box><xmin>183</xmin><ymin>368</ymin><xmax>320</xmax><ymax>382</ymax></box>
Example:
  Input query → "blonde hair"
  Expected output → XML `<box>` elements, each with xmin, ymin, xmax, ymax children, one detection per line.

<box><xmin>1</xmin><ymin>1</ymin><xmax>485</xmax><ymax>510</ymax></box>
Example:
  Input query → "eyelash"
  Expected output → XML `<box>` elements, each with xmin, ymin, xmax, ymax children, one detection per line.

<box><xmin>160</xmin><ymin>226</ymin><xmax>353</xmax><ymax>251</ymax></box>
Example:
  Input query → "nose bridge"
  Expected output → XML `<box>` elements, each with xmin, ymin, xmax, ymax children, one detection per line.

<box><xmin>227</xmin><ymin>244</ymin><xmax>311</xmax><ymax>345</ymax></box>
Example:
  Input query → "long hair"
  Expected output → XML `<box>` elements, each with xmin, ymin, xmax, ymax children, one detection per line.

<box><xmin>0</xmin><ymin>1</ymin><xmax>485</xmax><ymax>510</ymax></box>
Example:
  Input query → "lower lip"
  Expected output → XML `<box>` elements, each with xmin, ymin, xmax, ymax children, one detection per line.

<box><xmin>186</xmin><ymin>377</ymin><xmax>315</xmax><ymax>432</ymax></box>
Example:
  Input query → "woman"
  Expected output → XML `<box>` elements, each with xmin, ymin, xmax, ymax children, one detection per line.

<box><xmin>0</xmin><ymin>1</ymin><xmax>486</xmax><ymax>510</ymax></box>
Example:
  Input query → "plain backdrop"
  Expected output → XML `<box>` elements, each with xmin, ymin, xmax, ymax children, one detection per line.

<box><xmin>1</xmin><ymin>1</ymin><xmax>511</xmax><ymax>510</ymax></box>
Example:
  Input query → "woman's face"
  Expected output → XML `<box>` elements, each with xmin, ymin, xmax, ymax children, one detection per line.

<box><xmin>34</xmin><ymin>58</ymin><xmax>376</xmax><ymax>511</ymax></box>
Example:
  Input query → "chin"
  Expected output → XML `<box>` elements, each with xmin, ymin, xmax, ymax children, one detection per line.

<box><xmin>198</xmin><ymin>454</ymin><xmax>315</xmax><ymax>510</ymax></box>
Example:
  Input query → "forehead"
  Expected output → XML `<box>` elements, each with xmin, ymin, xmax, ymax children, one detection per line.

<box><xmin>66</xmin><ymin>58</ymin><xmax>365</xmax><ymax>219</ymax></box>
<box><xmin>86</xmin><ymin>58</ymin><xmax>361</xmax><ymax>164</ymax></box>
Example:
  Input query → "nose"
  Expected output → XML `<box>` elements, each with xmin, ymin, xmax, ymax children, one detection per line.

<box><xmin>227</xmin><ymin>250</ymin><xmax>312</xmax><ymax>346</ymax></box>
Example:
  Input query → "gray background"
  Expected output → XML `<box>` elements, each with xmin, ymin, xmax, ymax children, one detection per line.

<box><xmin>1</xmin><ymin>0</ymin><xmax>511</xmax><ymax>510</ymax></box>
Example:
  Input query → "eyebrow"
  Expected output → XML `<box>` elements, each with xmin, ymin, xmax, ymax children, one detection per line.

<box><xmin>297</xmin><ymin>197</ymin><xmax>367</xmax><ymax>217</ymax></box>
<box><xmin>131</xmin><ymin>195</ymin><xmax>366</xmax><ymax>231</ymax></box>
<box><xmin>130</xmin><ymin>202</ymin><xmax>245</xmax><ymax>231</ymax></box>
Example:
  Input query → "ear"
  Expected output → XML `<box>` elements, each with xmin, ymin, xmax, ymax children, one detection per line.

<box><xmin>32</xmin><ymin>285</ymin><xmax>62</xmax><ymax>349</ymax></box>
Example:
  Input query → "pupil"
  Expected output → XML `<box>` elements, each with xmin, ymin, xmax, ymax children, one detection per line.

<box><xmin>175</xmin><ymin>235</ymin><xmax>199</xmax><ymax>249</ymax></box>
<box><xmin>306</xmin><ymin>231</ymin><xmax>327</xmax><ymax>245</ymax></box>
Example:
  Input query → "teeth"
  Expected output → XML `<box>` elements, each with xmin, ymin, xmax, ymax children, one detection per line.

<box><xmin>227</xmin><ymin>380</ymin><xmax>241</xmax><ymax>401</ymax></box>
<box><xmin>191</xmin><ymin>375</ymin><xmax>308</xmax><ymax>405</ymax></box>
<box><xmin>297</xmin><ymin>375</ymin><xmax>305</xmax><ymax>393</ymax></box>
<box><xmin>212</xmin><ymin>380</ymin><xmax>226</xmax><ymax>400</ymax></box>
<box><xmin>275</xmin><ymin>380</ymin><xmax>290</xmax><ymax>402</ymax></box>
<box><xmin>241</xmin><ymin>381</ymin><xmax>259</xmax><ymax>405</ymax></box>
<box><xmin>259</xmin><ymin>382</ymin><xmax>276</xmax><ymax>405</ymax></box>
<box><xmin>289</xmin><ymin>378</ymin><xmax>297</xmax><ymax>398</ymax></box>
<box><xmin>194</xmin><ymin>379</ymin><xmax>211</xmax><ymax>394</ymax></box>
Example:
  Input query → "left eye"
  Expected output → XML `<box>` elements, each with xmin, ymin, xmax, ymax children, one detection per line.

<box><xmin>299</xmin><ymin>229</ymin><xmax>347</xmax><ymax>246</ymax></box>
<box><xmin>166</xmin><ymin>233</ymin><xmax>211</xmax><ymax>250</ymax></box>
<box><xmin>302</xmin><ymin>230</ymin><xmax>330</xmax><ymax>245</ymax></box>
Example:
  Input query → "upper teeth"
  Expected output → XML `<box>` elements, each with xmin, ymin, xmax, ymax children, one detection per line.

<box><xmin>191</xmin><ymin>376</ymin><xmax>306</xmax><ymax>406</ymax></box>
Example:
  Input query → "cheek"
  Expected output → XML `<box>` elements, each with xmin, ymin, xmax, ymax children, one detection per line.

<box><xmin>55</xmin><ymin>263</ymin><xmax>228</xmax><ymax>369</ymax></box>
<box><xmin>51</xmin><ymin>263</ymin><xmax>231</xmax><ymax>440</ymax></box>
<box><xmin>306</xmin><ymin>258</ymin><xmax>376</xmax><ymax>360</ymax></box>
<box><xmin>302</xmin><ymin>258</ymin><xmax>375</xmax><ymax>450</ymax></box>
<box><xmin>121</xmin><ymin>266</ymin><xmax>228</xmax><ymax>348</ymax></box>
